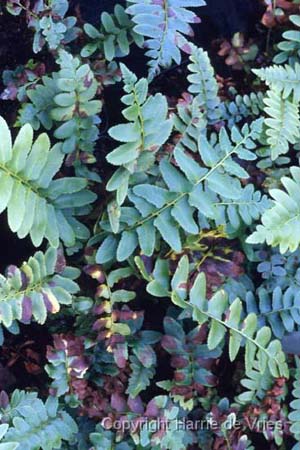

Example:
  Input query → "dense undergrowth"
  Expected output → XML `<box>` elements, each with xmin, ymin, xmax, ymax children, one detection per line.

<box><xmin>0</xmin><ymin>0</ymin><xmax>300</xmax><ymax>449</ymax></box>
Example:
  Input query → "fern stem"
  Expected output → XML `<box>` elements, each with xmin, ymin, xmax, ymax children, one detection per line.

<box><xmin>196</xmin><ymin>305</ymin><xmax>281</xmax><ymax>365</ymax></box>
<box><xmin>10</xmin><ymin>0</ymin><xmax>39</xmax><ymax>19</ymax></box>
<box><xmin>126</xmin><ymin>132</ymin><xmax>250</xmax><ymax>231</ymax></box>
<box><xmin>150</xmin><ymin>0</ymin><xmax>169</xmax><ymax>78</ymax></box>
<box><xmin>0</xmin><ymin>164</ymin><xmax>40</xmax><ymax>196</ymax></box>
<box><xmin>174</xmin><ymin>296</ymin><xmax>283</xmax><ymax>368</ymax></box>
<box><xmin>0</xmin><ymin>277</ymin><xmax>51</xmax><ymax>304</ymax></box>
<box><xmin>132</xmin><ymin>88</ymin><xmax>145</xmax><ymax>151</ymax></box>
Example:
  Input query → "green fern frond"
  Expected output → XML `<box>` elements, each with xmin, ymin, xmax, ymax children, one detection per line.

<box><xmin>0</xmin><ymin>116</ymin><xmax>96</xmax><ymax>248</ymax></box>
<box><xmin>187</xmin><ymin>46</ymin><xmax>221</xmax><ymax>123</ymax></box>
<box><xmin>106</xmin><ymin>64</ymin><xmax>172</xmax><ymax>228</ymax></box>
<box><xmin>81</xmin><ymin>4</ymin><xmax>144</xmax><ymax>60</ymax></box>
<box><xmin>216</xmin><ymin>184</ymin><xmax>270</xmax><ymax>232</ymax></box>
<box><xmin>245</xmin><ymin>286</ymin><xmax>300</xmax><ymax>339</ymax></box>
<box><xmin>0</xmin><ymin>247</ymin><xmax>79</xmax><ymax>331</ymax></box>
<box><xmin>51</xmin><ymin>50</ymin><xmax>102</xmax><ymax>158</ymax></box>
<box><xmin>126</xmin><ymin>354</ymin><xmax>156</xmax><ymax>398</ymax></box>
<box><xmin>0</xmin><ymin>390</ymin><xmax>38</xmax><ymax>421</ymax></box>
<box><xmin>126</xmin><ymin>0</ymin><xmax>206</xmax><ymax>80</ymax></box>
<box><xmin>263</xmin><ymin>88</ymin><xmax>300</xmax><ymax>160</ymax></box>
<box><xmin>173</xmin><ymin>98</ymin><xmax>206</xmax><ymax>153</ymax></box>
<box><xmin>247</xmin><ymin>166</ymin><xmax>300</xmax><ymax>253</ymax></box>
<box><xmin>18</xmin><ymin>50</ymin><xmax>102</xmax><ymax>168</ymax></box>
<box><xmin>88</xmin><ymin>425</ymin><xmax>120</xmax><ymax>450</ymax></box>
<box><xmin>274</xmin><ymin>15</ymin><xmax>300</xmax><ymax>66</ymax></box>
<box><xmin>220</xmin><ymin>91</ymin><xmax>265</xmax><ymax>126</ymax></box>
<box><xmin>145</xmin><ymin>255</ymin><xmax>289</xmax><ymax>378</ymax></box>
<box><xmin>107</xmin><ymin>64</ymin><xmax>172</xmax><ymax>172</ymax></box>
<box><xmin>175</xmin><ymin>281</ymin><xmax>288</xmax><ymax>378</ymax></box>
<box><xmin>236</xmin><ymin>364</ymin><xmax>274</xmax><ymax>405</ymax></box>
<box><xmin>253</xmin><ymin>63</ymin><xmax>300</xmax><ymax>103</ymax></box>
<box><xmin>0</xmin><ymin>424</ymin><xmax>18</xmax><ymax>450</ymax></box>
<box><xmin>1</xmin><ymin>394</ymin><xmax>77</xmax><ymax>450</ymax></box>
<box><xmin>18</xmin><ymin>76</ymin><xmax>59</xmax><ymax>131</ymax></box>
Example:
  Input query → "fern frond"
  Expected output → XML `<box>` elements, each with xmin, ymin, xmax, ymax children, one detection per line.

<box><xmin>253</xmin><ymin>63</ymin><xmax>300</xmax><ymax>102</ymax></box>
<box><xmin>263</xmin><ymin>88</ymin><xmax>300</xmax><ymax>160</ymax></box>
<box><xmin>245</xmin><ymin>286</ymin><xmax>300</xmax><ymax>339</ymax></box>
<box><xmin>91</xmin><ymin>265</ymin><xmax>137</xmax><ymax>345</ymax></box>
<box><xmin>18</xmin><ymin>76</ymin><xmax>59</xmax><ymax>131</ymax></box>
<box><xmin>0</xmin><ymin>390</ymin><xmax>38</xmax><ymax>421</ymax></box>
<box><xmin>173</xmin><ymin>98</ymin><xmax>206</xmax><ymax>153</ymax></box>
<box><xmin>247</xmin><ymin>166</ymin><xmax>300</xmax><ymax>253</ymax></box>
<box><xmin>89</xmin><ymin>425</ymin><xmax>119</xmax><ymax>450</ymax></box>
<box><xmin>0</xmin><ymin>247</ymin><xmax>79</xmax><ymax>330</ymax></box>
<box><xmin>1</xmin><ymin>394</ymin><xmax>77</xmax><ymax>450</ymax></box>
<box><xmin>126</xmin><ymin>0</ymin><xmax>206</xmax><ymax>80</ymax></box>
<box><xmin>177</xmin><ymin>282</ymin><xmax>288</xmax><ymax>378</ymax></box>
<box><xmin>18</xmin><ymin>50</ymin><xmax>102</xmax><ymax>165</ymax></box>
<box><xmin>274</xmin><ymin>15</ymin><xmax>300</xmax><ymax>66</ymax></box>
<box><xmin>220</xmin><ymin>91</ymin><xmax>265</xmax><ymax>126</ymax></box>
<box><xmin>216</xmin><ymin>184</ymin><xmax>270</xmax><ymax>232</ymax></box>
<box><xmin>46</xmin><ymin>334</ymin><xmax>89</xmax><ymax>397</ymax></box>
<box><xmin>236</xmin><ymin>364</ymin><xmax>273</xmax><ymax>405</ymax></box>
<box><xmin>126</xmin><ymin>354</ymin><xmax>156</xmax><ymax>398</ymax></box>
<box><xmin>52</xmin><ymin>50</ymin><xmax>102</xmax><ymax>157</ymax></box>
<box><xmin>158</xmin><ymin>316</ymin><xmax>220</xmax><ymax>410</ymax></box>
<box><xmin>107</xmin><ymin>64</ymin><xmax>172</xmax><ymax>169</ymax></box>
<box><xmin>81</xmin><ymin>4</ymin><xmax>144</xmax><ymax>60</ymax></box>
<box><xmin>146</xmin><ymin>255</ymin><xmax>289</xmax><ymax>378</ymax></box>
<box><xmin>187</xmin><ymin>46</ymin><xmax>221</xmax><ymax>123</ymax></box>
<box><xmin>0</xmin><ymin>116</ymin><xmax>96</xmax><ymax>247</ymax></box>
<box><xmin>97</xmin><ymin>119</ymin><xmax>263</xmax><ymax>262</ymax></box>
<box><xmin>106</xmin><ymin>64</ymin><xmax>172</xmax><ymax>220</ymax></box>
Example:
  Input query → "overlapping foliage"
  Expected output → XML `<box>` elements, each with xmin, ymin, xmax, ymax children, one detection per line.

<box><xmin>1</xmin><ymin>1</ymin><xmax>300</xmax><ymax>449</ymax></box>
